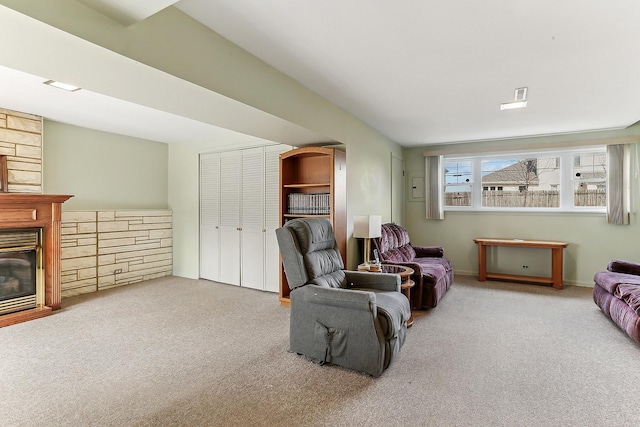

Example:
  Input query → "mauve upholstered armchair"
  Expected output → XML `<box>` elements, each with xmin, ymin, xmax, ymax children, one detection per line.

<box><xmin>276</xmin><ymin>218</ymin><xmax>410</xmax><ymax>377</ymax></box>
<box><xmin>593</xmin><ymin>259</ymin><xmax>640</xmax><ymax>344</ymax></box>
<box><xmin>371</xmin><ymin>223</ymin><xmax>453</xmax><ymax>309</ymax></box>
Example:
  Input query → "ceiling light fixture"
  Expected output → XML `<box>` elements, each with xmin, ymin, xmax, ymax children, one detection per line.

<box><xmin>43</xmin><ymin>79</ymin><xmax>82</xmax><ymax>92</ymax></box>
<box><xmin>500</xmin><ymin>87</ymin><xmax>528</xmax><ymax>110</ymax></box>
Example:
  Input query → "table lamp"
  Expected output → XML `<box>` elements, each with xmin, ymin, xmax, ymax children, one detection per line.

<box><xmin>353</xmin><ymin>215</ymin><xmax>382</xmax><ymax>266</ymax></box>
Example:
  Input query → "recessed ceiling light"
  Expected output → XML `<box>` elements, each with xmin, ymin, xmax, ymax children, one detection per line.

<box><xmin>500</xmin><ymin>100</ymin><xmax>528</xmax><ymax>110</ymax></box>
<box><xmin>500</xmin><ymin>87</ymin><xmax>528</xmax><ymax>110</ymax></box>
<box><xmin>43</xmin><ymin>79</ymin><xmax>81</xmax><ymax>92</ymax></box>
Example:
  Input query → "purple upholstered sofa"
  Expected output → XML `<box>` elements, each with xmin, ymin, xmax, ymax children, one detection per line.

<box><xmin>371</xmin><ymin>223</ymin><xmax>453</xmax><ymax>309</ymax></box>
<box><xmin>593</xmin><ymin>259</ymin><xmax>640</xmax><ymax>344</ymax></box>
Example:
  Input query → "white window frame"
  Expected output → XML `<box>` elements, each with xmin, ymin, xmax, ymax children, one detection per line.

<box><xmin>444</xmin><ymin>146</ymin><xmax>607</xmax><ymax>213</ymax></box>
<box><xmin>443</xmin><ymin>159</ymin><xmax>473</xmax><ymax>208</ymax></box>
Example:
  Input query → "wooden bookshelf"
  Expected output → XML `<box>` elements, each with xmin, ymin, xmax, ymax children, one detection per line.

<box><xmin>279</xmin><ymin>147</ymin><xmax>346</xmax><ymax>306</ymax></box>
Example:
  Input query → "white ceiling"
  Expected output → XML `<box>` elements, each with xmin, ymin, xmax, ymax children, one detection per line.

<box><xmin>174</xmin><ymin>0</ymin><xmax>640</xmax><ymax>146</ymax></box>
<box><xmin>2</xmin><ymin>1</ymin><xmax>640</xmax><ymax>148</ymax></box>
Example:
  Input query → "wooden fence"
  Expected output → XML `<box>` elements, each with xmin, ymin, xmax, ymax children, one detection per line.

<box><xmin>445</xmin><ymin>189</ymin><xmax>605</xmax><ymax>208</ymax></box>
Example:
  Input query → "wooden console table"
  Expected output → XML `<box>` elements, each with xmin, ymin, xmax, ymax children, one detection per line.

<box><xmin>473</xmin><ymin>238</ymin><xmax>569</xmax><ymax>290</ymax></box>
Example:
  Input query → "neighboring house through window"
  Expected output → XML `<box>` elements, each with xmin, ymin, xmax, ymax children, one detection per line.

<box><xmin>443</xmin><ymin>147</ymin><xmax>606</xmax><ymax>211</ymax></box>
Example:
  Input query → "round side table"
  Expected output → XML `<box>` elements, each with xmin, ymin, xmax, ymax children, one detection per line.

<box><xmin>379</xmin><ymin>264</ymin><xmax>415</xmax><ymax>327</ymax></box>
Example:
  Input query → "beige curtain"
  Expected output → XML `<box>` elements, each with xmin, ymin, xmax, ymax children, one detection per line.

<box><xmin>606</xmin><ymin>144</ymin><xmax>630</xmax><ymax>225</ymax></box>
<box><xmin>425</xmin><ymin>155</ymin><xmax>444</xmax><ymax>220</ymax></box>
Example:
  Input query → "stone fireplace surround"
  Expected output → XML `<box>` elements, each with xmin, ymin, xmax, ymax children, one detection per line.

<box><xmin>0</xmin><ymin>193</ymin><xmax>72</xmax><ymax>327</ymax></box>
<box><xmin>0</xmin><ymin>107</ymin><xmax>172</xmax><ymax>326</ymax></box>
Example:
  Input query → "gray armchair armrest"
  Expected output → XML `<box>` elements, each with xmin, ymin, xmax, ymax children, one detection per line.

<box><xmin>344</xmin><ymin>270</ymin><xmax>401</xmax><ymax>292</ymax></box>
<box><xmin>608</xmin><ymin>259</ymin><xmax>640</xmax><ymax>276</ymax></box>
<box><xmin>294</xmin><ymin>284</ymin><xmax>377</xmax><ymax>311</ymax></box>
<box><xmin>413</xmin><ymin>245</ymin><xmax>444</xmax><ymax>258</ymax></box>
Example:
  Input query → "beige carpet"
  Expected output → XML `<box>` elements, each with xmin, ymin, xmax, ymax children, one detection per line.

<box><xmin>1</xmin><ymin>275</ymin><xmax>638</xmax><ymax>426</ymax></box>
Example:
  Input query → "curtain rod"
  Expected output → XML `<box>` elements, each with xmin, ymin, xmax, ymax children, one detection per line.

<box><xmin>423</xmin><ymin>136</ymin><xmax>640</xmax><ymax>157</ymax></box>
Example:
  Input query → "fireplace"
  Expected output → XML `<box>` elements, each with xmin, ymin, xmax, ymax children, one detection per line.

<box><xmin>0</xmin><ymin>194</ymin><xmax>72</xmax><ymax>327</ymax></box>
<box><xmin>0</xmin><ymin>229</ymin><xmax>40</xmax><ymax>316</ymax></box>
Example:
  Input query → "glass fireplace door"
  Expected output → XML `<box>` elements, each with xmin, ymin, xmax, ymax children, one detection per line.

<box><xmin>0</xmin><ymin>230</ymin><xmax>39</xmax><ymax>315</ymax></box>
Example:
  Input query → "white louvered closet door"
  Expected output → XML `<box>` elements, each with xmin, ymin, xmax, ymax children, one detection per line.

<box><xmin>199</xmin><ymin>153</ymin><xmax>221</xmax><ymax>281</ymax></box>
<box><xmin>219</xmin><ymin>150</ymin><xmax>241</xmax><ymax>286</ymax></box>
<box><xmin>240</xmin><ymin>147</ymin><xmax>265</xmax><ymax>290</ymax></box>
<box><xmin>264</xmin><ymin>145</ymin><xmax>291</xmax><ymax>292</ymax></box>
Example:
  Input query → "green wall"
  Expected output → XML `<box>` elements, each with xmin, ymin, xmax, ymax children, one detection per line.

<box><xmin>404</xmin><ymin>129</ymin><xmax>640</xmax><ymax>286</ymax></box>
<box><xmin>43</xmin><ymin>120</ymin><xmax>168</xmax><ymax>211</ymax></box>
<box><xmin>343</xmin><ymin>139</ymin><xmax>403</xmax><ymax>268</ymax></box>
<box><xmin>167</xmin><ymin>143</ymin><xmax>200</xmax><ymax>278</ymax></box>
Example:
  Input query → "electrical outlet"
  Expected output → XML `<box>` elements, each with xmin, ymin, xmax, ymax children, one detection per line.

<box><xmin>114</xmin><ymin>269</ymin><xmax>122</xmax><ymax>274</ymax></box>
<box><xmin>522</xmin><ymin>265</ymin><xmax>529</xmax><ymax>269</ymax></box>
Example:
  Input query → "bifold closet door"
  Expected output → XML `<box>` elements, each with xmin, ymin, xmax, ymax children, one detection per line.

<box><xmin>219</xmin><ymin>151</ymin><xmax>241</xmax><ymax>286</ymax></box>
<box><xmin>240</xmin><ymin>148</ymin><xmax>265</xmax><ymax>290</ymax></box>
<box><xmin>199</xmin><ymin>153</ymin><xmax>220</xmax><ymax>281</ymax></box>
<box><xmin>200</xmin><ymin>145</ymin><xmax>291</xmax><ymax>291</ymax></box>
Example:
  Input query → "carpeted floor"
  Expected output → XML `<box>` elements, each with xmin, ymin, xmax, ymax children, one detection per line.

<box><xmin>1</xmin><ymin>275</ymin><xmax>638</xmax><ymax>426</ymax></box>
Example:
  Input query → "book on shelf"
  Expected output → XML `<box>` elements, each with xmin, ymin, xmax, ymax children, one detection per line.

<box><xmin>287</xmin><ymin>192</ymin><xmax>331</xmax><ymax>215</ymax></box>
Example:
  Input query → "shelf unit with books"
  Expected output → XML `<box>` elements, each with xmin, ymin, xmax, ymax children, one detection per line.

<box><xmin>279</xmin><ymin>147</ymin><xmax>346</xmax><ymax>306</ymax></box>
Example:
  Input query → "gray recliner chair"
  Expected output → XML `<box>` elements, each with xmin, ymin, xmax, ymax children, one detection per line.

<box><xmin>276</xmin><ymin>217</ymin><xmax>411</xmax><ymax>377</ymax></box>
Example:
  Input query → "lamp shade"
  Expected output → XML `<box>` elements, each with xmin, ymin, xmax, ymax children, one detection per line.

<box><xmin>353</xmin><ymin>215</ymin><xmax>382</xmax><ymax>239</ymax></box>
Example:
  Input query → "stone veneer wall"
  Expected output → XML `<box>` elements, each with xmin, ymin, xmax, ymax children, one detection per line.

<box><xmin>1</xmin><ymin>107</ymin><xmax>172</xmax><ymax>298</ymax></box>
<box><xmin>61</xmin><ymin>210</ymin><xmax>173</xmax><ymax>297</ymax></box>
<box><xmin>0</xmin><ymin>108</ymin><xmax>43</xmax><ymax>192</ymax></box>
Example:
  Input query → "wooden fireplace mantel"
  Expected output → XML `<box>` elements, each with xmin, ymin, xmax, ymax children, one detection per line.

<box><xmin>0</xmin><ymin>193</ymin><xmax>73</xmax><ymax>327</ymax></box>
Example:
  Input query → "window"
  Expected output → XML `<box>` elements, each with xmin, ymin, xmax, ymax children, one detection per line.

<box><xmin>444</xmin><ymin>160</ymin><xmax>472</xmax><ymax>207</ymax></box>
<box><xmin>572</xmin><ymin>152</ymin><xmax>606</xmax><ymax>207</ymax></box>
<box><xmin>444</xmin><ymin>147</ymin><xmax>606</xmax><ymax>211</ymax></box>
<box><xmin>481</xmin><ymin>156</ymin><xmax>560</xmax><ymax>207</ymax></box>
